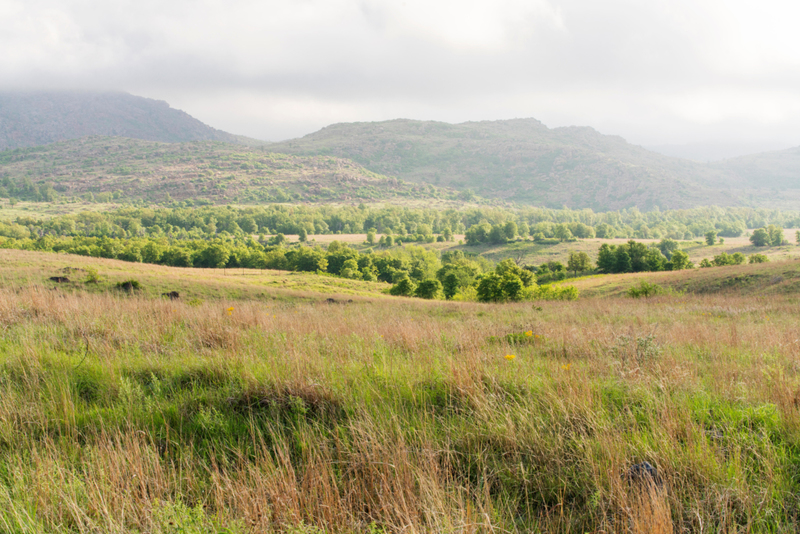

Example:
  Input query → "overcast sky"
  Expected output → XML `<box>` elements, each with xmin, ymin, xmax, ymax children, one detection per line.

<box><xmin>2</xmin><ymin>0</ymin><xmax>800</xmax><ymax>151</ymax></box>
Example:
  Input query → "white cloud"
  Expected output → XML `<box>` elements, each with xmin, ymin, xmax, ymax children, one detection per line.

<box><xmin>1</xmin><ymin>0</ymin><xmax>800</xmax><ymax>146</ymax></box>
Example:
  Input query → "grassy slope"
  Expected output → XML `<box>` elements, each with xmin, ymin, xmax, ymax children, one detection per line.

<box><xmin>2</xmin><ymin>251</ymin><xmax>800</xmax><ymax>531</ymax></box>
<box><xmin>0</xmin><ymin>136</ymin><xmax>465</xmax><ymax>205</ymax></box>
<box><xmin>268</xmin><ymin>118</ymin><xmax>746</xmax><ymax>210</ymax></box>
<box><xmin>0</xmin><ymin>249</ymin><xmax>393</xmax><ymax>302</ymax></box>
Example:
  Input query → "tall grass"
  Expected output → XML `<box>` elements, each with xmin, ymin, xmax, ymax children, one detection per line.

<box><xmin>0</xmin><ymin>284</ymin><xmax>799</xmax><ymax>532</ymax></box>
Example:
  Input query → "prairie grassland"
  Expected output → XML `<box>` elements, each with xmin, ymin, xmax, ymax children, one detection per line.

<box><xmin>1</xmin><ymin>257</ymin><xmax>800</xmax><ymax>532</ymax></box>
<box><xmin>0</xmin><ymin>249</ymin><xmax>392</xmax><ymax>302</ymax></box>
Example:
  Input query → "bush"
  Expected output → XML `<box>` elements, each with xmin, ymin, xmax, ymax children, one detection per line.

<box><xmin>414</xmin><ymin>279</ymin><xmax>442</xmax><ymax>299</ymax></box>
<box><xmin>627</xmin><ymin>281</ymin><xmax>663</xmax><ymax>298</ymax></box>
<box><xmin>749</xmin><ymin>253</ymin><xmax>769</xmax><ymax>264</ymax></box>
<box><xmin>116</xmin><ymin>279</ymin><xmax>141</xmax><ymax>292</ymax></box>
<box><xmin>529</xmin><ymin>284</ymin><xmax>578</xmax><ymax>301</ymax></box>
<box><xmin>389</xmin><ymin>275</ymin><xmax>416</xmax><ymax>297</ymax></box>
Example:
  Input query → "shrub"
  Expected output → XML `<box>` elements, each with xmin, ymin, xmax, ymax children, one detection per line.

<box><xmin>116</xmin><ymin>279</ymin><xmax>141</xmax><ymax>292</ymax></box>
<box><xmin>414</xmin><ymin>279</ymin><xmax>442</xmax><ymax>299</ymax></box>
<box><xmin>84</xmin><ymin>268</ymin><xmax>101</xmax><ymax>284</ymax></box>
<box><xmin>627</xmin><ymin>281</ymin><xmax>663</xmax><ymax>298</ymax></box>
<box><xmin>529</xmin><ymin>284</ymin><xmax>579</xmax><ymax>301</ymax></box>
<box><xmin>749</xmin><ymin>253</ymin><xmax>769</xmax><ymax>264</ymax></box>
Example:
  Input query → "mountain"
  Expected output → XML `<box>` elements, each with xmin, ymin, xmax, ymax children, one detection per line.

<box><xmin>268</xmin><ymin>118</ymin><xmax>746</xmax><ymax>210</ymax></box>
<box><xmin>0</xmin><ymin>91</ymin><xmax>251</xmax><ymax>150</ymax></box>
<box><xmin>0</xmin><ymin>136</ymin><xmax>464</xmax><ymax>205</ymax></box>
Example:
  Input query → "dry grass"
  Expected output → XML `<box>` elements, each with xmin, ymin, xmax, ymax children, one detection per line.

<box><xmin>1</xmin><ymin>254</ymin><xmax>800</xmax><ymax>531</ymax></box>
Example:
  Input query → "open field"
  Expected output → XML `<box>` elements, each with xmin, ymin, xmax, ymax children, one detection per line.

<box><xmin>0</xmin><ymin>249</ymin><xmax>393</xmax><ymax>302</ymax></box>
<box><xmin>2</xmin><ymin>251</ymin><xmax>800</xmax><ymax>531</ymax></box>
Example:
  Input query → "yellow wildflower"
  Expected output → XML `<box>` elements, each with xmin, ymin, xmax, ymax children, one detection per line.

<box><xmin>525</xmin><ymin>330</ymin><xmax>533</xmax><ymax>337</ymax></box>
<box><xmin>505</xmin><ymin>354</ymin><xmax>516</xmax><ymax>361</ymax></box>
<box><xmin>561</xmin><ymin>363</ymin><xmax>571</xmax><ymax>371</ymax></box>
<box><xmin>226</xmin><ymin>306</ymin><xmax>234</xmax><ymax>316</ymax></box>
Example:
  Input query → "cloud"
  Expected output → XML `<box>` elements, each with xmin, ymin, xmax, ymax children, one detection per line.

<box><xmin>1</xmin><ymin>0</ymin><xmax>799</xmax><ymax>145</ymax></box>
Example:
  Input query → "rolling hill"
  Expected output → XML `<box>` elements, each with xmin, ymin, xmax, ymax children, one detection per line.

<box><xmin>267</xmin><ymin>118</ymin><xmax>746</xmax><ymax>210</ymax></box>
<box><xmin>0</xmin><ymin>136</ymin><xmax>463</xmax><ymax>205</ymax></box>
<box><xmin>0</xmin><ymin>91</ymin><xmax>249</xmax><ymax>150</ymax></box>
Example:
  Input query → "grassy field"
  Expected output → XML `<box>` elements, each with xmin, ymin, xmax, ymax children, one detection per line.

<box><xmin>2</xmin><ymin>251</ymin><xmax>800</xmax><ymax>532</ymax></box>
<box><xmin>0</xmin><ymin>249</ymin><xmax>393</xmax><ymax>303</ymax></box>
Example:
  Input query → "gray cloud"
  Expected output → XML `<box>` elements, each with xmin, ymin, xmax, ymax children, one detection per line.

<box><xmin>1</xmin><ymin>0</ymin><xmax>799</xmax><ymax>146</ymax></box>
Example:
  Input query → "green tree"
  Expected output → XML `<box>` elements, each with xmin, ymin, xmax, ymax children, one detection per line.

<box><xmin>298</xmin><ymin>227</ymin><xmax>308</xmax><ymax>242</ymax></box>
<box><xmin>667</xmin><ymin>250</ymin><xmax>690</xmax><ymax>270</ymax></box>
<box><xmin>389</xmin><ymin>275</ymin><xmax>416</xmax><ymax>297</ymax></box>
<box><xmin>442</xmin><ymin>273</ymin><xmax>459</xmax><ymax>300</ymax></box>
<box><xmin>554</xmin><ymin>224</ymin><xmax>573</xmax><ymax>242</ymax></box>
<box><xmin>705</xmin><ymin>231</ymin><xmax>716</xmax><ymax>246</ymax></box>
<box><xmin>476</xmin><ymin>273</ymin><xmax>504</xmax><ymax>302</ymax></box>
<box><xmin>567</xmin><ymin>251</ymin><xmax>592</xmax><ymax>276</ymax></box>
<box><xmin>414</xmin><ymin>279</ymin><xmax>442</xmax><ymax>299</ymax></box>
<box><xmin>767</xmin><ymin>225</ymin><xmax>785</xmax><ymax>246</ymax></box>
<box><xmin>596</xmin><ymin>244</ymin><xmax>617</xmax><ymax>273</ymax></box>
<box><xmin>366</xmin><ymin>228</ymin><xmax>376</xmax><ymax>245</ymax></box>
<box><xmin>750</xmin><ymin>228</ymin><xmax>770</xmax><ymax>247</ymax></box>
<box><xmin>614</xmin><ymin>248</ymin><xmax>632</xmax><ymax>273</ymax></box>
<box><xmin>197</xmin><ymin>243</ymin><xmax>230</xmax><ymax>268</ymax></box>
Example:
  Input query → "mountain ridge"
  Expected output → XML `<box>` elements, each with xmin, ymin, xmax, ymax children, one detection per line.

<box><xmin>0</xmin><ymin>91</ymin><xmax>255</xmax><ymax>150</ymax></box>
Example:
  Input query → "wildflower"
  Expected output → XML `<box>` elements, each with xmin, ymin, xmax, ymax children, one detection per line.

<box><xmin>525</xmin><ymin>330</ymin><xmax>533</xmax><ymax>337</ymax></box>
<box><xmin>226</xmin><ymin>306</ymin><xmax>234</xmax><ymax>316</ymax></box>
<box><xmin>505</xmin><ymin>354</ymin><xmax>516</xmax><ymax>361</ymax></box>
<box><xmin>561</xmin><ymin>363</ymin><xmax>571</xmax><ymax>371</ymax></box>
<box><xmin>534</xmin><ymin>334</ymin><xmax>540</xmax><ymax>339</ymax></box>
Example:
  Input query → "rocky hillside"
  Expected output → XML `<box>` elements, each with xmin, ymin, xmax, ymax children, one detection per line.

<box><xmin>0</xmin><ymin>136</ymin><xmax>462</xmax><ymax>205</ymax></box>
<box><xmin>0</xmin><ymin>91</ymin><xmax>245</xmax><ymax>150</ymax></box>
<box><xmin>268</xmin><ymin>118</ymin><xmax>748</xmax><ymax>210</ymax></box>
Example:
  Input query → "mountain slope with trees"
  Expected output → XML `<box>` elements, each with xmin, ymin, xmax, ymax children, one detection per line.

<box><xmin>0</xmin><ymin>91</ymin><xmax>251</xmax><ymax>150</ymax></box>
<box><xmin>268</xmin><ymin>118</ymin><xmax>800</xmax><ymax>211</ymax></box>
<box><xmin>0</xmin><ymin>136</ymin><xmax>460</xmax><ymax>205</ymax></box>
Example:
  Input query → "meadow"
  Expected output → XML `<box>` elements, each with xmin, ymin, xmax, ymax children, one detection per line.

<box><xmin>1</xmin><ymin>250</ymin><xmax>800</xmax><ymax>532</ymax></box>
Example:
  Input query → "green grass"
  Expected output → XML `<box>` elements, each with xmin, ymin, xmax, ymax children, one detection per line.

<box><xmin>2</xmin><ymin>251</ymin><xmax>800</xmax><ymax>532</ymax></box>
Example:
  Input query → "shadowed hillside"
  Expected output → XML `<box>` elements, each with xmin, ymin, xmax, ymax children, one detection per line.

<box><xmin>269</xmin><ymin>118</ymin><xmax>744</xmax><ymax>210</ymax></box>
<box><xmin>0</xmin><ymin>91</ymin><xmax>248</xmax><ymax>150</ymax></box>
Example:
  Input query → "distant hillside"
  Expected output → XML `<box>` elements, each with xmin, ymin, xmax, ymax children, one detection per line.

<box><xmin>0</xmin><ymin>91</ymin><xmax>251</xmax><ymax>150</ymax></box>
<box><xmin>0</xmin><ymin>136</ymin><xmax>463</xmax><ymax>205</ymax></box>
<box><xmin>267</xmin><ymin>118</ymin><xmax>747</xmax><ymax>210</ymax></box>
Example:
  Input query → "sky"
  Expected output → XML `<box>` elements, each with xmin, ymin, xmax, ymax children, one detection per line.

<box><xmin>2</xmin><ymin>0</ymin><xmax>800</xmax><ymax>154</ymax></box>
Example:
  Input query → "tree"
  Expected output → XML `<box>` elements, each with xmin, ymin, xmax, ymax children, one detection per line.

<box><xmin>366</xmin><ymin>228</ymin><xmax>376</xmax><ymax>245</ymax></box>
<box><xmin>442</xmin><ymin>273</ymin><xmax>459</xmax><ymax>300</ymax></box>
<box><xmin>567</xmin><ymin>251</ymin><xmax>592</xmax><ymax>276</ymax></box>
<box><xmin>767</xmin><ymin>225</ymin><xmax>785</xmax><ymax>246</ymax></box>
<box><xmin>750</xmin><ymin>228</ymin><xmax>770</xmax><ymax>247</ymax></box>
<box><xmin>667</xmin><ymin>250</ymin><xmax>690</xmax><ymax>270</ymax></box>
<box><xmin>298</xmin><ymin>227</ymin><xmax>308</xmax><ymax>242</ymax></box>
<box><xmin>415</xmin><ymin>279</ymin><xmax>442</xmax><ymax>299</ymax></box>
<box><xmin>554</xmin><ymin>224</ymin><xmax>573</xmax><ymax>242</ymax></box>
<box><xmin>488</xmin><ymin>224</ymin><xmax>508</xmax><ymax>244</ymax></box>
<box><xmin>389</xmin><ymin>275</ymin><xmax>416</xmax><ymax>297</ymax></box>
<box><xmin>614</xmin><ymin>248</ymin><xmax>632</xmax><ymax>273</ymax></box>
<box><xmin>476</xmin><ymin>273</ymin><xmax>504</xmax><ymax>302</ymax></box>
<box><xmin>705</xmin><ymin>231</ymin><xmax>717</xmax><ymax>246</ymax></box>
<box><xmin>596</xmin><ymin>244</ymin><xmax>617</xmax><ymax>273</ymax></box>
<box><xmin>503</xmin><ymin>221</ymin><xmax>518</xmax><ymax>240</ymax></box>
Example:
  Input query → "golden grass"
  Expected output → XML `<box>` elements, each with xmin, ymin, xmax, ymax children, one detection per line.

<box><xmin>1</xmin><ymin>252</ymin><xmax>800</xmax><ymax>531</ymax></box>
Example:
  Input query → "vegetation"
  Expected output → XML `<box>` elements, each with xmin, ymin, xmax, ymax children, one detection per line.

<box><xmin>1</xmin><ymin>250</ymin><xmax>800</xmax><ymax>531</ymax></box>
<box><xmin>268</xmin><ymin>118</ymin><xmax>800</xmax><ymax>210</ymax></box>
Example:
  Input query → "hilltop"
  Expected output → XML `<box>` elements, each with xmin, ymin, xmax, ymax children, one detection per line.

<box><xmin>0</xmin><ymin>136</ymin><xmax>463</xmax><ymax>204</ymax></box>
<box><xmin>0</xmin><ymin>91</ymin><xmax>250</xmax><ymax>150</ymax></box>
<box><xmin>267</xmin><ymin>118</ymin><xmax>741</xmax><ymax>210</ymax></box>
